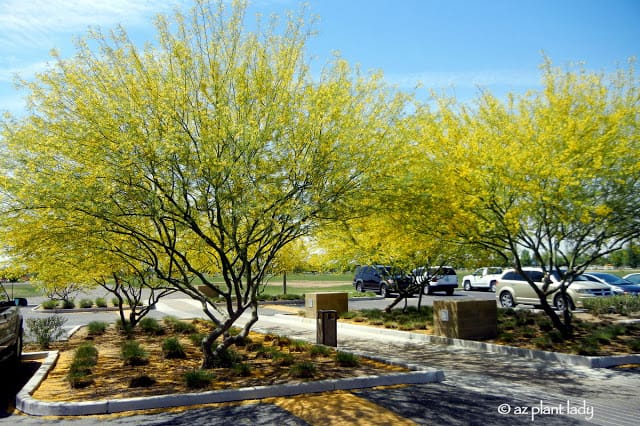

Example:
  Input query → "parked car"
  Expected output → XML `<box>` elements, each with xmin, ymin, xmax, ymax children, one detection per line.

<box><xmin>1</xmin><ymin>283</ymin><xmax>27</xmax><ymax>368</ymax></box>
<box><xmin>412</xmin><ymin>266</ymin><xmax>458</xmax><ymax>295</ymax></box>
<box><xmin>461</xmin><ymin>267</ymin><xmax>503</xmax><ymax>292</ymax></box>
<box><xmin>623</xmin><ymin>273</ymin><xmax>640</xmax><ymax>285</ymax></box>
<box><xmin>496</xmin><ymin>267</ymin><xmax>613</xmax><ymax>310</ymax></box>
<box><xmin>352</xmin><ymin>265</ymin><xmax>412</xmax><ymax>298</ymax></box>
<box><xmin>583</xmin><ymin>272</ymin><xmax>640</xmax><ymax>296</ymax></box>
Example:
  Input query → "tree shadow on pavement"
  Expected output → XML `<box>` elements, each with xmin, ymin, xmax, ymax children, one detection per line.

<box><xmin>0</xmin><ymin>360</ymin><xmax>41</xmax><ymax>418</ymax></box>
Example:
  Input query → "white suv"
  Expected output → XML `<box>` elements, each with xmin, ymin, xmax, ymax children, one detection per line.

<box><xmin>412</xmin><ymin>266</ymin><xmax>458</xmax><ymax>295</ymax></box>
<box><xmin>496</xmin><ymin>267</ymin><xmax>613</xmax><ymax>310</ymax></box>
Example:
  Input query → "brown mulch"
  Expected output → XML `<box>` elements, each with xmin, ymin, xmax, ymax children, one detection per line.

<box><xmin>26</xmin><ymin>319</ymin><xmax>405</xmax><ymax>403</ymax></box>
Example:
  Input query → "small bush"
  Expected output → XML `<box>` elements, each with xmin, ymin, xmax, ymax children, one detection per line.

<box><xmin>583</xmin><ymin>295</ymin><xmax>640</xmax><ymax>316</ymax></box>
<box><xmin>121</xmin><ymin>340</ymin><xmax>149</xmax><ymax>366</ymax></box>
<box><xmin>41</xmin><ymin>299</ymin><xmax>58</xmax><ymax>309</ymax></box>
<box><xmin>309</xmin><ymin>345</ymin><xmax>332</xmax><ymax>357</ymax></box>
<box><xmin>95</xmin><ymin>297</ymin><xmax>107</xmax><ymax>308</ymax></box>
<box><xmin>289</xmin><ymin>340</ymin><xmax>309</xmax><ymax>353</ymax></box>
<box><xmin>129</xmin><ymin>375</ymin><xmax>156</xmax><ymax>388</ymax></box>
<box><xmin>67</xmin><ymin>343</ymin><xmax>98</xmax><ymax>388</ymax></box>
<box><xmin>340</xmin><ymin>311</ymin><xmax>358</xmax><ymax>319</ymax></box>
<box><xmin>61</xmin><ymin>299</ymin><xmax>75</xmax><ymax>309</ymax></box>
<box><xmin>335</xmin><ymin>351</ymin><xmax>360</xmax><ymax>367</ymax></box>
<box><xmin>73</xmin><ymin>343</ymin><xmax>99</xmax><ymax>367</ymax></box>
<box><xmin>290</xmin><ymin>361</ymin><xmax>316</xmax><ymax>378</ymax></box>
<box><xmin>255</xmin><ymin>346</ymin><xmax>280</xmax><ymax>359</ymax></box>
<box><xmin>162</xmin><ymin>337</ymin><xmax>187</xmax><ymax>359</ymax></box>
<box><xmin>189</xmin><ymin>332</ymin><xmax>207</xmax><ymax>347</ymax></box>
<box><xmin>163</xmin><ymin>316</ymin><xmax>196</xmax><ymax>334</ymax></box>
<box><xmin>210</xmin><ymin>347</ymin><xmax>242</xmax><ymax>368</ymax></box>
<box><xmin>115</xmin><ymin>319</ymin><xmax>134</xmax><ymax>336</ymax></box>
<box><xmin>233</xmin><ymin>363</ymin><xmax>252</xmax><ymax>377</ymax></box>
<box><xmin>67</xmin><ymin>370</ymin><xmax>94</xmax><ymax>389</ymax></box>
<box><xmin>272</xmin><ymin>351</ymin><xmax>295</xmax><ymax>366</ymax></box>
<box><xmin>139</xmin><ymin>317</ymin><xmax>165</xmax><ymax>336</ymax></box>
<box><xmin>26</xmin><ymin>315</ymin><xmax>68</xmax><ymax>349</ymax></box>
<box><xmin>184</xmin><ymin>369</ymin><xmax>213</xmax><ymax>389</ymax></box>
<box><xmin>87</xmin><ymin>321</ymin><xmax>108</xmax><ymax>336</ymax></box>
<box><xmin>111</xmin><ymin>297</ymin><xmax>121</xmax><ymax>307</ymax></box>
<box><xmin>79</xmin><ymin>299</ymin><xmax>93</xmax><ymax>308</ymax></box>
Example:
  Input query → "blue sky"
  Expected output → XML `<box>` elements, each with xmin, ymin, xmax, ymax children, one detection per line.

<box><xmin>1</xmin><ymin>0</ymin><xmax>639</xmax><ymax>116</ymax></box>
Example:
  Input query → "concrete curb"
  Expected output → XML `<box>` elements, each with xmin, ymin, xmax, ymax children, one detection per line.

<box><xmin>15</xmin><ymin>350</ymin><xmax>444</xmax><ymax>416</ymax></box>
<box><xmin>267</xmin><ymin>314</ymin><xmax>640</xmax><ymax>369</ymax></box>
<box><xmin>32</xmin><ymin>305</ymin><xmax>140</xmax><ymax>314</ymax></box>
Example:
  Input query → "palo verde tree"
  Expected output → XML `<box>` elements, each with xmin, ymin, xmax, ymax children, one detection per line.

<box><xmin>417</xmin><ymin>58</ymin><xmax>640</xmax><ymax>336</ymax></box>
<box><xmin>0</xmin><ymin>0</ymin><xmax>409</xmax><ymax>367</ymax></box>
<box><xmin>0</xmin><ymin>204</ymin><xmax>176</xmax><ymax>327</ymax></box>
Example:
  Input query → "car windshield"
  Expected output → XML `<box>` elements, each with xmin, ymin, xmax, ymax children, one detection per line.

<box><xmin>589</xmin><ymin>273</ymin><xmax>631</xmax><ymax>285</ymax></box>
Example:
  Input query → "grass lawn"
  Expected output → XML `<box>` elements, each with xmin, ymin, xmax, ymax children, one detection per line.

<box><xmin>1</xmin><ymin>281</ymin><xmax>41</xmax><ymax>299</ymax></box>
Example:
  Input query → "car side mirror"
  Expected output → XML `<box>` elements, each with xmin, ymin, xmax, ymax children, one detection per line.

<box><xmin>15</xmin><ymin>297</ymin><xmax>28</xmax><ymax>306</ymax></box>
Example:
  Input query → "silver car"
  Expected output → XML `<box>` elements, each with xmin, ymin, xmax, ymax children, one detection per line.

<box><xmin>496</xmin><ymin>267</ymin><xmax>613</xmax><ymax>310</ymax></box>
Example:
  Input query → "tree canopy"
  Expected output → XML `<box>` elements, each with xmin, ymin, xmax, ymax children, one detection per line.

<box><xmin>0</xmin><ymin>0</ymin><xmax>410</xmax><ymax>366</ymax></box>
<box><xmin>1</xmin><ymin>0</ymin><xmax>638</xmax><ymax>348</ymax></box>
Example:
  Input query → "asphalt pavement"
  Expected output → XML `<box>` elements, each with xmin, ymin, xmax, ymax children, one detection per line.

<box><xmin>5</xmin><ymin>291</ymin><xmax>640</xmax><ymax>425</ymax></box>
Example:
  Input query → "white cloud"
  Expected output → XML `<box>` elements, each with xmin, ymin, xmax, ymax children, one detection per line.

<box><xmin>387</xmin><ymin>69</ymin><xmax>542</xmax><ymax>91</ymax></box>
<box><xmin>0</xmin><ymin>0</ymin><xmax>182</xmax><ymax>51</ymax></box>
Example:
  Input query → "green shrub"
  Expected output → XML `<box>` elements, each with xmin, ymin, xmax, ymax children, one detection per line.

<box><xmin>121</xmin><ymin>340</ymin><xmax>149</xmax><ymax>366</ymax></box>
<box><xmin>129</xmin><ymin>375</ymin><xmax>156</xmax><ymax>388</ymax></box>
<box><xmin>79</xmin><ymin>299</ymin><xmax>93</xmax><ymax>308</ymax></box>
<box><xmin>95</xmin><ymin>297</ymin><xmax>107</xmax><ymax>308</ymax></box>
<box><xmin>74</xmin><ymin>343</ymin><xmax>99</xmax><ymax>366</ymax></box>
<box><xmin>574</xmin><ymin>338</ymin><xmax>601</xmax><ymax>356</ymax></box>
<box><xmin>583</xmin><ymin>295</ymin><xmax>640</xmax><ymax>316</ymax></box>
<box><xmin>41</xmin><ymin>299</ymin><xmax>58</xmax><ymax>309</ymax></box>
<box><xmin>233</xmin><ymin>363</ymin><xmax>252</xmax><ymax>377</ymax></box>
<box><xmin>272</xmin><ymin>351</ymin><xmax>295</xmax><ymax>366</ymax></box>
<box><xmin>162</xmin><ymin>337</ymin><xmax>187</xmax><ymax>359</ymax></box>
<box><xmin>87</xmin><ymin>321</ymin><xmax>108</xmax><ymax>336</ymax></box>
<box><xmin>340</xmin><ymin>311</ymin><xmax>358</xmax><ymax>319</ymax></box>
<box><xmin>309</xmin><ymin>345</ymin><xmax>332</xmax><ymax>357</ymax></box>
<box><xmin>67</xmin><ymin>343</ymin><xmax>98</xmax><ymax>388</ymax></box>
<box><xmin>163</xmin><ymin>316</ymin><xmax>196</xmax><ymax>334</ymax></box>
<box><xmin>184</xmin><ymin>369</ymin><xmax>213</xmax><ymax>389</ymax></box>
<box><xmin>115</xmin><ymin>319</ymin><xmax>134</xmax><ymax>336</ymax></box>
<box><xmin>335</xmin><ymin>351</ymin><xmax>360</xmax><ymax>367</ymax></box>
<box><xmin>536</xmin><ymin>318</ymin><xmax>554</xmax><ymax>332</ymax></box>
<box><xmin>26</xmin><ymin>315</ymin><xmax>68</xmax><ymax>349</ymax></box>
<box><xmin>289</xmin><ymin>340</ymin><xmax>309</xmax><ymax>353</ymax></box>
<box><xmin>139</xmin><ymin>317</ymin><xmax>165</xmax><ymax>335</ymax></box>
<box><xmin>255</xmin><ymin>346</ymin><xmax>280</xmax><ymax>359</ymax></box>
<box><xmin>111</xmin><ymin>297</ymin><xmax>121</xmax><ymax>307</ymax></box>
<box><xmin>290</xmin><ymin>361</ymin><xmax>316</xmax><ymax>378</ymax></box>
<box><xmin>209</xmin><ymin>347</ymin><xmax>242</xmax><ymax>368</ymax></box>
<box><xmin>61</xmin><ymin>299</ymin><xmax>75</xmax><ymax>309</ymax></box>
<box><xmin>189</xmin><ymin>332</ymin><xmax>207</xmax><ymax>347</ymax></box>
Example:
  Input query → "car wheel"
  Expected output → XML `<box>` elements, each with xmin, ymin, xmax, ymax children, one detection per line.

<box><xmin>499</xmin><ymin>291</ymin><xmax>515</xmax><ymax>308</ymax></box>
<box><xmin>554</xmin><ymin>294</ymin><xmax>573</xmax><ymax>311</ymax></box>
<box><xmin>355</xmin><ymin>282</ymin><xmax>364</xmax><ymax>292</ymax></box>
<box><xmin>379</xmin><ymin>284</ymin><xmax>388</xmax><ymax>298</ymax></box>
<box><xmin>463</xmin><ymin>281</ymin><xmax>472</xmax><ymax>291</ymax></box>
<box><xmin>446</xmin><ymin>288</ymin><xmax>454</xmax><ymax>296</ymax></box>
<box><xmin>489</xmin><ymin>281</ymin><xmax>496</xmax><ymax>292</ymax></box>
